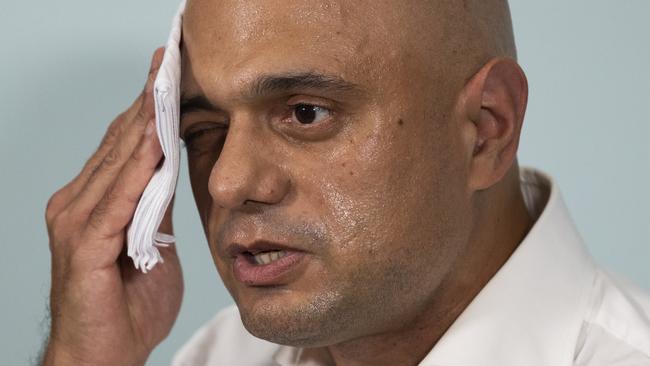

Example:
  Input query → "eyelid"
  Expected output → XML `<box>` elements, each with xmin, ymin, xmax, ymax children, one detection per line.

<box><xmin>182</xmin><ymin>122</ymin><xmax>228</xmax><ymax>143</ymax></box>
<box><xmin>286</xmin><ymin>95</ymin><xmax>336</xmax><ymax>110</ymax></box>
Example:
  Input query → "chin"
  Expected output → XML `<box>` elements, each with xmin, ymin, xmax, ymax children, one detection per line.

<box><xmin>236</xmin><ymin>289</ymin><xmax>350</xmax><ymax>347</ymax></box>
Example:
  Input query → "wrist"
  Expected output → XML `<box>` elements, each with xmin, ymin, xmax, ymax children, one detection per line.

<box><xmin>42</xmin><ymin>343</ymin><xmax>90</xmax><ymax>366</ymax></box>
<box><xmin>42</xmin><ymin>339</ymin><xmax>148</xmax><ymax>366</ymax></box>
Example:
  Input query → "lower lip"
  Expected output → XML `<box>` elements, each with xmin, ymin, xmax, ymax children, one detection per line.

<box><xmin>233</xmin><ymin>251</ymin><xmax>307</xmax><ymax>286</ymax></box>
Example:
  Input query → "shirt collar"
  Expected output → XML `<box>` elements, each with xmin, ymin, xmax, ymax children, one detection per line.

<box><xmin>420</xmin><ymin>168</ymin><xmax>597</xmax><ymax>366</ymax></box>
<box><xmin>274</xmin><ymin>167</ymin><xmax>598</xmax><ymax>366</ymax></box>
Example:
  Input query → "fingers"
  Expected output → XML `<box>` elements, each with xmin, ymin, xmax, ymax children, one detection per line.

<box><xmin>86</xmin><ymin>120</ymin><xmax>163</xmax><ymax>242</ymax></box>
<box><xmin>46</xmin><ymin>48</ymin><xmax>164</xmax><ymax>220</ymax></box>
<box><xmin>67</xmin><ymin>48</ymin><xmax>164</xmax><ymax>216</ymax></box>
<box><xmin>72</xmin><ymin>100</ymin><xmax>143</xmax><ymax>190</ymax></box>
<box><xmin>45</xmin><ymin>106</ymin><xmax>140</xmax><ymax>224</ymax></box>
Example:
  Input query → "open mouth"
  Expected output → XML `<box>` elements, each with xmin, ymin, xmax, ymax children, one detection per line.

<box><xmin>233</xmin><ymin>249</ymin><xmax>307</xmax><ymax>286</ymax></box>
<box><xmin>245</xmin><ymin>250</ymin><xmax>289</xmax><ymax>265</ymax></box>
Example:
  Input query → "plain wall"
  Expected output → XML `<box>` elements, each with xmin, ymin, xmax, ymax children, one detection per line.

<box><xmin>1</xmin><ymin>1</ymin><xmax>648</xmax><ymax>365</ymax></box>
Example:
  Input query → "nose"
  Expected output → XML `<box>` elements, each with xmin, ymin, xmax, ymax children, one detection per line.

<box><xmin>208</xmin><ymin>121</ymin><xmax>291</xmax><ymax>210</ymax></box>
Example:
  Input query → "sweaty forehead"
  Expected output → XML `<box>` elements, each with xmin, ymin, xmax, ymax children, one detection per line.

<box><xmin>180</xmin><ymin>0</ymin><xmax>512</xmax><ymax>104</ymax></box>
<box><xmin>181</xmin><ymin>0</ymin><xmax>427</xmax><ymax>95</ymax></box>
<box><xmin>186</xmin><ymin>0</ymin><xmax>362</xmax><ymax>44</ymax></box>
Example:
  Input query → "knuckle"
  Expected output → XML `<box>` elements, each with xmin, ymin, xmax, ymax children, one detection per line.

<box><xmin>45</xmin><ymin>186</ymin><xmax>77</xmax><ymax>224</ymax></box>
<box><xmin>45</xmin><ymin>191</ymin><xmax>64</xmax><ymax>223</ymax></box>
<box><xmin>103</xmin><ymin>148</ymin><xmax>121</xmax><ymax>168</ymax></box>
<box><xmin>99</xmin><ymin>113</ymin><xmax>129</xmax><ymax>148</ymax></box>
<box><xmin>113</xmin><ymin>110</ymin><xmax>129</xmax><ymax>124</ymax></box>
<box><xmin>101</xmin><ymin>122</ymin><xmax>121</xmax><ymax>147</ymax></box>
<box><xmin>49</xmin><ymin>210</ymin><xmax>74</xmax><ymax>243</ymax></box>
<box><xmin>85</xmin><ymin>160</ymin><xmax>101</xmax><ymax>180</ymax></box>
<box><xmin>135</xmin><ymin>104</ymin><xmax>153</xmax><ymax>126</ymax></box>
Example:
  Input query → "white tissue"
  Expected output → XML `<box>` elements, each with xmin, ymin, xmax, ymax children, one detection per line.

<box><xmin>126</xmin><ymin>0</ymin><xmax>186</xmax><ymax>273</ymax></box>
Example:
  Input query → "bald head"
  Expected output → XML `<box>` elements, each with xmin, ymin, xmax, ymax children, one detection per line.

<box><xmin>449</xmin><ymin>0</ymin><xmax>518</xmax><ymax>59</ymax></box>
<box><xmin>371</xmin><ymin>0</ymin><xmax>518</xmax><ymax>92</ymax></box>
<box><xmin>182</xmin><ymin>0</ymin><xmax>517</xmax><ymax>101</ymax></box>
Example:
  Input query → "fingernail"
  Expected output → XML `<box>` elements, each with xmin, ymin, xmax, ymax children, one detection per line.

<box><xmin>145</xmin><ymin>119</ymin><xmax>156</xmax><ymax>136</ymax></box>
<box><xmin>150</xmin><ymin>47</ymin><xmax>164</xmax><ymax>70</ymax></box>
<box><xmin>149</xmin><ymin>50</ymin><xmax>159</xmax><ymax>70</ymax></box>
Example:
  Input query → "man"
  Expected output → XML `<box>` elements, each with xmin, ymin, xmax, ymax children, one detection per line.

<box><xmin>42</xmin><ymin>0</ymin><xmax>650</xmax><ymax>365</ymax></box>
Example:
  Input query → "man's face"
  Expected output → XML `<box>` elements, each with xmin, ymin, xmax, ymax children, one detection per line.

<box><xmin>181</xmin><ymin>0</ymin><xmax>473</xmax><ymax>346</ymax></box>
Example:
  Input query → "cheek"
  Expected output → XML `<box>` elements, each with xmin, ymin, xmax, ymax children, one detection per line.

<box><xmin>308</xmin><ymin>114</ymin><xmax>468</xmax><ymax>284</ymax></box>
<box><xmin>304</xmin><ymin>145</ymin><xmax>407</xmax><ymax>274</ymax></box>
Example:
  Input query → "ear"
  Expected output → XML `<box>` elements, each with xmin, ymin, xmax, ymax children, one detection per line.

<box><xmin>458</xmin><ymin>58</ymin><xmax>528</xmax><ymax>191</ymax></box>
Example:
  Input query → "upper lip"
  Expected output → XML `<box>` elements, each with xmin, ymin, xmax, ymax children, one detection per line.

<box><xmin>226</xmin><ymin>240</ymin><xmax>303</xmax><ymax>258</ymax></box>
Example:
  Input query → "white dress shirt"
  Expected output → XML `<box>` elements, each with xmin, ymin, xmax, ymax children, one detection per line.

<box><xmin>171</xmin><ymin>168</ymin><xmax>650</xmax><ymax>366</ymax></box>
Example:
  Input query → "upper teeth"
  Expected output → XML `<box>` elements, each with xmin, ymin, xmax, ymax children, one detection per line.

<box><xmin>253</xmin><ymin>250</ymin><xmax>287</xmax><ymax>265</ymax></box>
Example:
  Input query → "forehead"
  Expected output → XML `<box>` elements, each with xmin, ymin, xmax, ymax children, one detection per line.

<box><xmin>186</xmin><ymin>0</ymin><xmax>361</xmax><ymax>43</ymax></box>
<box><xmin>181</xmin><ymin>0</ymin><xmax>414</xmax><ymax>97</ymax></box>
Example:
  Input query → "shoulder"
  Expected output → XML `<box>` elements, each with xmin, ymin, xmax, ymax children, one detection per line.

<box><xmin>574</xmin><ymin>269</ymin><xmax>650</xmax><ymax>365</ymax></box>
<box><xmin>171</xmin><ymin>305</ymin><xmax>283</xmax><ymax>366</ymax></box>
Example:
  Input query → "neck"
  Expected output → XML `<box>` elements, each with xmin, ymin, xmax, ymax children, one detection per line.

<box><xmin>325</xmin><ymin>167</ymin><xmax>534</xmax><ymax>366</ymax></box>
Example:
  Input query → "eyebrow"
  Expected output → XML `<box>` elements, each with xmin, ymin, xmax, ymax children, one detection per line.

<box><xmin>180</xmin><ymin>72</ymin><xmax>365</xmax><ymax>119</ymax></box>
<box><xmin>180</xmin><ymin>95</ymin><xmax>219</xmax><ymax>118</ymax></box>
<box><xmin>250</xmin><ymin>72</ymin><xmax>362</xmax><ymax>97</ymax></box>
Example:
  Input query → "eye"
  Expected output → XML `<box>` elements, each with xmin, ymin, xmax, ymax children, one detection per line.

<box><xmin>292</xmin><ymin>104</ymin><xmax>331</xmax><ymax>125</ymax></box>
<box><xmin>183</xmin><ymin>128</ymin><xmax>215</xmax><ymax>145</ymax></box>
<box><xmin>181</xmin><ymin>123</ymin><xmax>227</xmax><ymax>155</ymax></box>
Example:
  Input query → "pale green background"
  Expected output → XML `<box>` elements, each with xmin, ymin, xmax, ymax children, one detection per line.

<box><xmin>1</xmin><ymin>1</ymin><xmax>648</xmax><ymax>365</ymax></box>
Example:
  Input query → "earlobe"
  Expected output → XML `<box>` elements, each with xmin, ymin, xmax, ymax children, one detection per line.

<box><xmin>460</xmin><ymin>58</ymin><xmax>528</xmax><ymax>191</ymax></box>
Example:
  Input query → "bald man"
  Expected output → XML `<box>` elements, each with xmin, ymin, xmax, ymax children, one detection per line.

<box><xmin>42</xmin><ymin>0</ymin><xmax>650</xmax><ymax>365</ymax></box>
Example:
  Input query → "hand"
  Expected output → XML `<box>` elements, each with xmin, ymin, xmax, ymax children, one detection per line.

<box><xmin>42</xmin><ymin>48</ymin><xmax>184</xmax><ymax>366</ymax></box>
